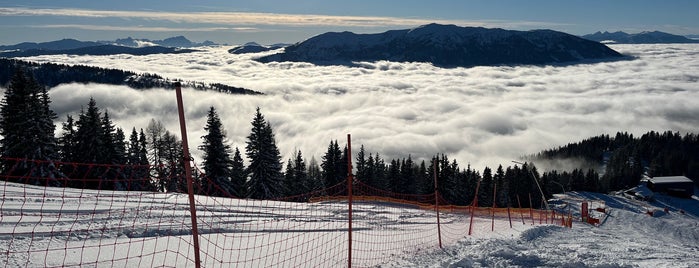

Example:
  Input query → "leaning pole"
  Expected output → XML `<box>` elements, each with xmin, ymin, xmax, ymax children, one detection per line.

<box><xmin>175</xmin><ymin>82</ymin><xmax>202</xmax><ymax>268</ymax></box>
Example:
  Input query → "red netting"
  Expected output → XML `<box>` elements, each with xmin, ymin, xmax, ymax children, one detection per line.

<box><xmin>0</xmin><ymin>157</ymin><xmax>568</xmax><ymax>267</ymax></box>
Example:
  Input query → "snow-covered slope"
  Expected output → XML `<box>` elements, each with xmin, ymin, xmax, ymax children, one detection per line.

<box><xmin>388</xmin><ymin>191</ymin><xmax>699</xmax><ymax>267</ymax></box>
<box><xmin>257</xmin><ymin>23</ymin><xmax>624</xmax><ymax>67</ymax></box>
<box><xmin>1</xmin><ymin>180</ymin><xmax>697</xmax><ymax>267</ymax></box>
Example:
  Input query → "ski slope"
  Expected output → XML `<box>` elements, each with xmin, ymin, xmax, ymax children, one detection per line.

<box><xmin>387</xmin><ymin>191</ymin><xmax>699</xmax><ymax>267</ymax></box>
<box><xmin>1</xmin><ymin>180</ymin><xmax>698</xmax><ymax>267</ymax></box>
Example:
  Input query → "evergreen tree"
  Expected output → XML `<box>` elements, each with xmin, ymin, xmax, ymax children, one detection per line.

<box><xmin>479</xmin><ymin>166</ymin><xmax>494</xmax><ymax>207</ymax></box>
<box><xmin>321</xmin><ymin>140</ymin><xmax>343</xmax><ymax>188</ymax></box>
<box><xmin>199</xmin><ymin>107</ymin><xmax>235</xmax><ymax>197</ymax></box>
<box><xmin>355</xmin><ymin>145</ymin><xmax>368</xmax><ymax>184</ymax></box>
<box><xmin>0</xmin><ymin>68</ymin><xmax>60</xmax><ymax>185</ymax></box>
<box><xmin>58</xmin><ymin>115</ymin><xmax>76</xmax><ymax>162</ymax></box>
<box><xmin>307</xmin><ymin>156</ymin><xmax>322</xmax><ymax>191</ymax></box>
<box><xmin>230</xmin><ymin>147</ymin><xmax>247</xmax><ymax>198</ymax></box>
<box><xmin>125</xmin><ymin>128</ymin><xmax>153</xmax><ymax>191</ymax></box>
<box><xmin>72</xmin><ymin>98</ymin><xmax>107</xmax><ymax>189</ymax></box>
<box><xmin>245</xmin><ymin>107</ymin><xmax>284</xmax><ymax>199</ymax></box>
<box><xmin>415</xmin><ymin>160</ymin><xmax>432</xmax><ymax>195</ymax></box>
<box><xmin>292</xmin><ymin>150</ymin><xmax>308</xmax><ymax>195</ymax></box>
<box><xmin>494</xmin><ymin>165</ymin><xmax>509</xmax><ymax>207</ymax></box>
<box><xmin>399</xmin><ymin>156</ymin><xmax>416</xmax><ymax>194</ymax></box>
<box><xmin>387</xmin><ymin>159</ymin><xmax>400</xmax><ymax>192</ymax></box>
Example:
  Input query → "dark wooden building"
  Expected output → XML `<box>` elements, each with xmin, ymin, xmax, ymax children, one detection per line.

<box><xmin>646</xmin><ymin>176</ymin><xmax>695</xmax><ymax>198</ymax></box>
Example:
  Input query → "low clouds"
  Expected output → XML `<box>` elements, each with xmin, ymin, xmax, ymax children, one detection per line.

<box><xmin>17</xmin><ymin>44</ymin><xmax>699</xmax><ymax>171</ymax></box>
<box><xmin>0</xmin><ymin>7</ymin><xmax>558</xmax><ymax>30</ymax></box>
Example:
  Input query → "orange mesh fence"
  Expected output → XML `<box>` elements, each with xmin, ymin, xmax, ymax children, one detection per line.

<box><xmin>0</xmin><ymin>157</ymin><xmax>565</xmax><ymax>267</ymax></box>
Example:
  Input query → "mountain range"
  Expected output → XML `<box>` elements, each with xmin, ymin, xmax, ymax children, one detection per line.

<box><xmin>582</xmin><ymin>31</ymin><xmax>699</xmax><ymax>44</ymax></box>
<box><xmin>0</xmin><ymin>36</ymin><xmax>214</xmax><ymax>57</ymax></box>
<box><xmin>256</xmin><ymin>23</ymin><xmax>624</xmax><ymax>67</ymax></box>
<box><xmin>228</xmin><ymin>42</ymin><xmax>288</xmax><ymax>54</ymax></box>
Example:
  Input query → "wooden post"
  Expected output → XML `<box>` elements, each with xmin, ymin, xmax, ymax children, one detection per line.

<box><xmin>175</xmin><ymin>82</ymin><xmax>201</xmax><ymax>268</ymax></box>
<box><xmin>433</xmin><ymin>159</ymin><xmax>442</xmax><ymax>248</ymax></box>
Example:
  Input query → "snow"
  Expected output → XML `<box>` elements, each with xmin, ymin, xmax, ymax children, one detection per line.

<box><xmin>1</xmin><ymin>181</ymin><xmax>698</xmax><ymax>267</ymax></box>
<box><xmin>648</xmin><ymin>176</ymin><xmax>694</xmax><ymax>184</ymax></box>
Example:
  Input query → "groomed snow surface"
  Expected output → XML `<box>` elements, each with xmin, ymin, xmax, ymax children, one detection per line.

<box><xmin>1</xmin><ymin>181</ymin><xmax>698</xmax><ymax>267</ymax></box>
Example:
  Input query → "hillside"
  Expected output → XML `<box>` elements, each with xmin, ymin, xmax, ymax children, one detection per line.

<box><xmin>582</xmin><ymin>31</ymin><xmax>699</xmax><ymax>44</ymax></box>
<box><xmin>256</xmin><ymin>23</ymin><xmax>624</xmax><ymax>67</ymax></box>
<box><xmin>0</xmin><ymin>58</ymin><xmax>262</xmax><ymax>95</ymax></box>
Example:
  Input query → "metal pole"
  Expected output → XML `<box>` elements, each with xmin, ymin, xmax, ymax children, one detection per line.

<box><xmin>175</xmin><ymin>82</ymin><xmax>201</xmax><ymax>268</ymax></box>
<box><xmin>512</xmin><ymin>161</ymin><xmax>549</xmax><ymax>210</ymax></box>
<box><xmin>551</xmin><ymin>180</ymin><xmax>566</xmax><ymax>195</ymax></box>
<box><xmin>433</xmin><ymin>158</ymin><xmax>442</xmax><ymax>249</ymax></box>
<box><xmin>346</xmin><ymin>134</ymin><xmax>353</xmax><ymax>268</ymax></box>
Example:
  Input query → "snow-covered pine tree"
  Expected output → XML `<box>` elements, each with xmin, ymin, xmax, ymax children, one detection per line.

<box><xmin>245</xmin><ymin>107</ymin><xmax>284</xmax><ymax>199</ymax></box>
<box><xmin>199</xmin><ymin>106</ymin><xmax>236</xmax><ymax>197</ymax></box>
<box><xmin>0</xmin><ymin>68</ymin><xmax>60</xmax><ymax>186</ymax></box>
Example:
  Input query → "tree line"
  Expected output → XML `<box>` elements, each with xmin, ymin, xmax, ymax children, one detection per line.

<box><xmin>0</xmin><ymin>58</ymin><xmax>262</xmax><ymax>95</ymax></box>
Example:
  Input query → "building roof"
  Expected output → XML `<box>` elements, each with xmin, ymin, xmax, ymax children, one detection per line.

<box><xmin>649</xmin><ymin>176</ymin><xmax>693</xmax><ymax>184</ymax></box>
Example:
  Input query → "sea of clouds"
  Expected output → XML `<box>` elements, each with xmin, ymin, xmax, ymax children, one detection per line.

<box><xmin>12</xmin><ymin>44</ymin><xmax>699</xmax><ymax>171</ymax></box>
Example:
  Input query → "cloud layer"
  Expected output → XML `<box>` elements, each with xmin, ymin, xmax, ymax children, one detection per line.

<box><xmin>15</xmin><ymin>44</ymin><xmax>699</xmax><ymax>171</ymax></box>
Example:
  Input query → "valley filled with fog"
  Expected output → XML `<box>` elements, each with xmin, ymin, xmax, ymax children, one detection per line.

<box><xmin>13</xmin><ymin>44</ymin><xmax>699</xmax><ymax>170</ymax></box>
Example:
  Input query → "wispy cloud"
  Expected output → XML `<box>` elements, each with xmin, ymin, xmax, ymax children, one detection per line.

<box><xmin>29</xmin><ymin>24</ymin><xmax>256</xmax><ymax>32</ymax></box>
<box><xmin>0</xmin><ymin>7</ymin><xmax>565</xmax><ymax>29</ymax></box>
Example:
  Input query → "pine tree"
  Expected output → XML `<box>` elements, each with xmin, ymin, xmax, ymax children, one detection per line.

<box><xmin>125</xmin><ymin>128</ymin><xmax>153</xmax><ymax>191</ymax></box>
<box><xmin>355</xmin><ymin>145</ymin><xmax>368</xmax><ymax>184</ymax></box>
<box><xmin>479</xmin><ymin>166</ymin><xmax>494</xmax><ymax>207</ymax></box>
<box><xmin>307</xmin><ymin>156</ymin><xmax>322</xmax><ymax>191</ymax></box>
<box><xmin>0</xmin><ymin>68</ymin><xmax>60</xmax><ymax>186</ymax></box>
<box><xmin>245</xmin><ymin>107</ymin><xmax>284</xmax><ymax>199</ymax></box>
<box><xmin>58</xmin><ymin>115</ymin><xmax>76</xmax><ymax>162</ymax></box>
<box><xmin>230</xmin><ymin>147</ymin><xmax>247</xmax><ymax>198</ymax></box>
<box><xmin>321</xmin><ymin>140</ymin><xmax>343</xmax><ymax>188</ymax></box>
<box><xmin>292</xmin><ymin>150</ymin><xmax>308</xmax><ymax>195</ymax></box>
<box><xmin>199</xmin><ymin>107</ymin><xmax>235</xmax><ymax>197</ymax></box>
<box><xmin>72</xmin><ymin>98</ymin><xmax>109</xmax><ymax>189</ymax></box>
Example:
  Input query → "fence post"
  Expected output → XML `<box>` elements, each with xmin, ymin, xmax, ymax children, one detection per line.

<box><xmin>433</xmin><ymin>159</ymin><xmax>442</xmax><ymax>249</ymax></box>
<box><xmin>517</xmin><ymin>195</ymin><xmax>525</xmax><ymax>225</ymax></box>
<box><xmin>346</xmin><ymin>134</ymin><xmax>353</xmax><ymax>268</ymax></box>
<box><xmin>175</xmin><ymin>82</ymin><xmax>201</xmax><ymax>268</ymax></box>
<box><xmin>469</xmin><ymin>174</ymin><xmax>480</xmax><ymax>236</ymax></box>
<box><xmin>491</xmin><ymin>182</ymin><xmax>496</xmax><ymax>232</ymax></box>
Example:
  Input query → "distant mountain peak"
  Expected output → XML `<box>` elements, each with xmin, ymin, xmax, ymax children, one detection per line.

<box><xmin>256</xmin><ymin>23</ymin><xmax>623</xmax><ymax>68</ymax></box>
<box><xmin>582</xmin><ymin>30</ymin><xmax>699</xmax><ymax>44</ymax></box>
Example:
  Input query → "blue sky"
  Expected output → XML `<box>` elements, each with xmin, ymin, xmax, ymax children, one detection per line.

<box><xmin>1</xmin><ymin>0</ymin><xmax>698</xmax><ymax>45</ymax></box>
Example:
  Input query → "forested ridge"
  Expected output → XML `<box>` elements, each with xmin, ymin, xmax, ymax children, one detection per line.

<box><xmin>1</xmin><ymin>69</ymin><xmax>696</xmax><ymax>208</ymax></box>
<box><xmin>533</xmin><ymin>131</ymin><xmax>699</xmax><ymax>192</ymax></box>
<box><xmin>0</xmin><ymin>58</ymin><xmax>262</xmax><ymax>95</ymax></box>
